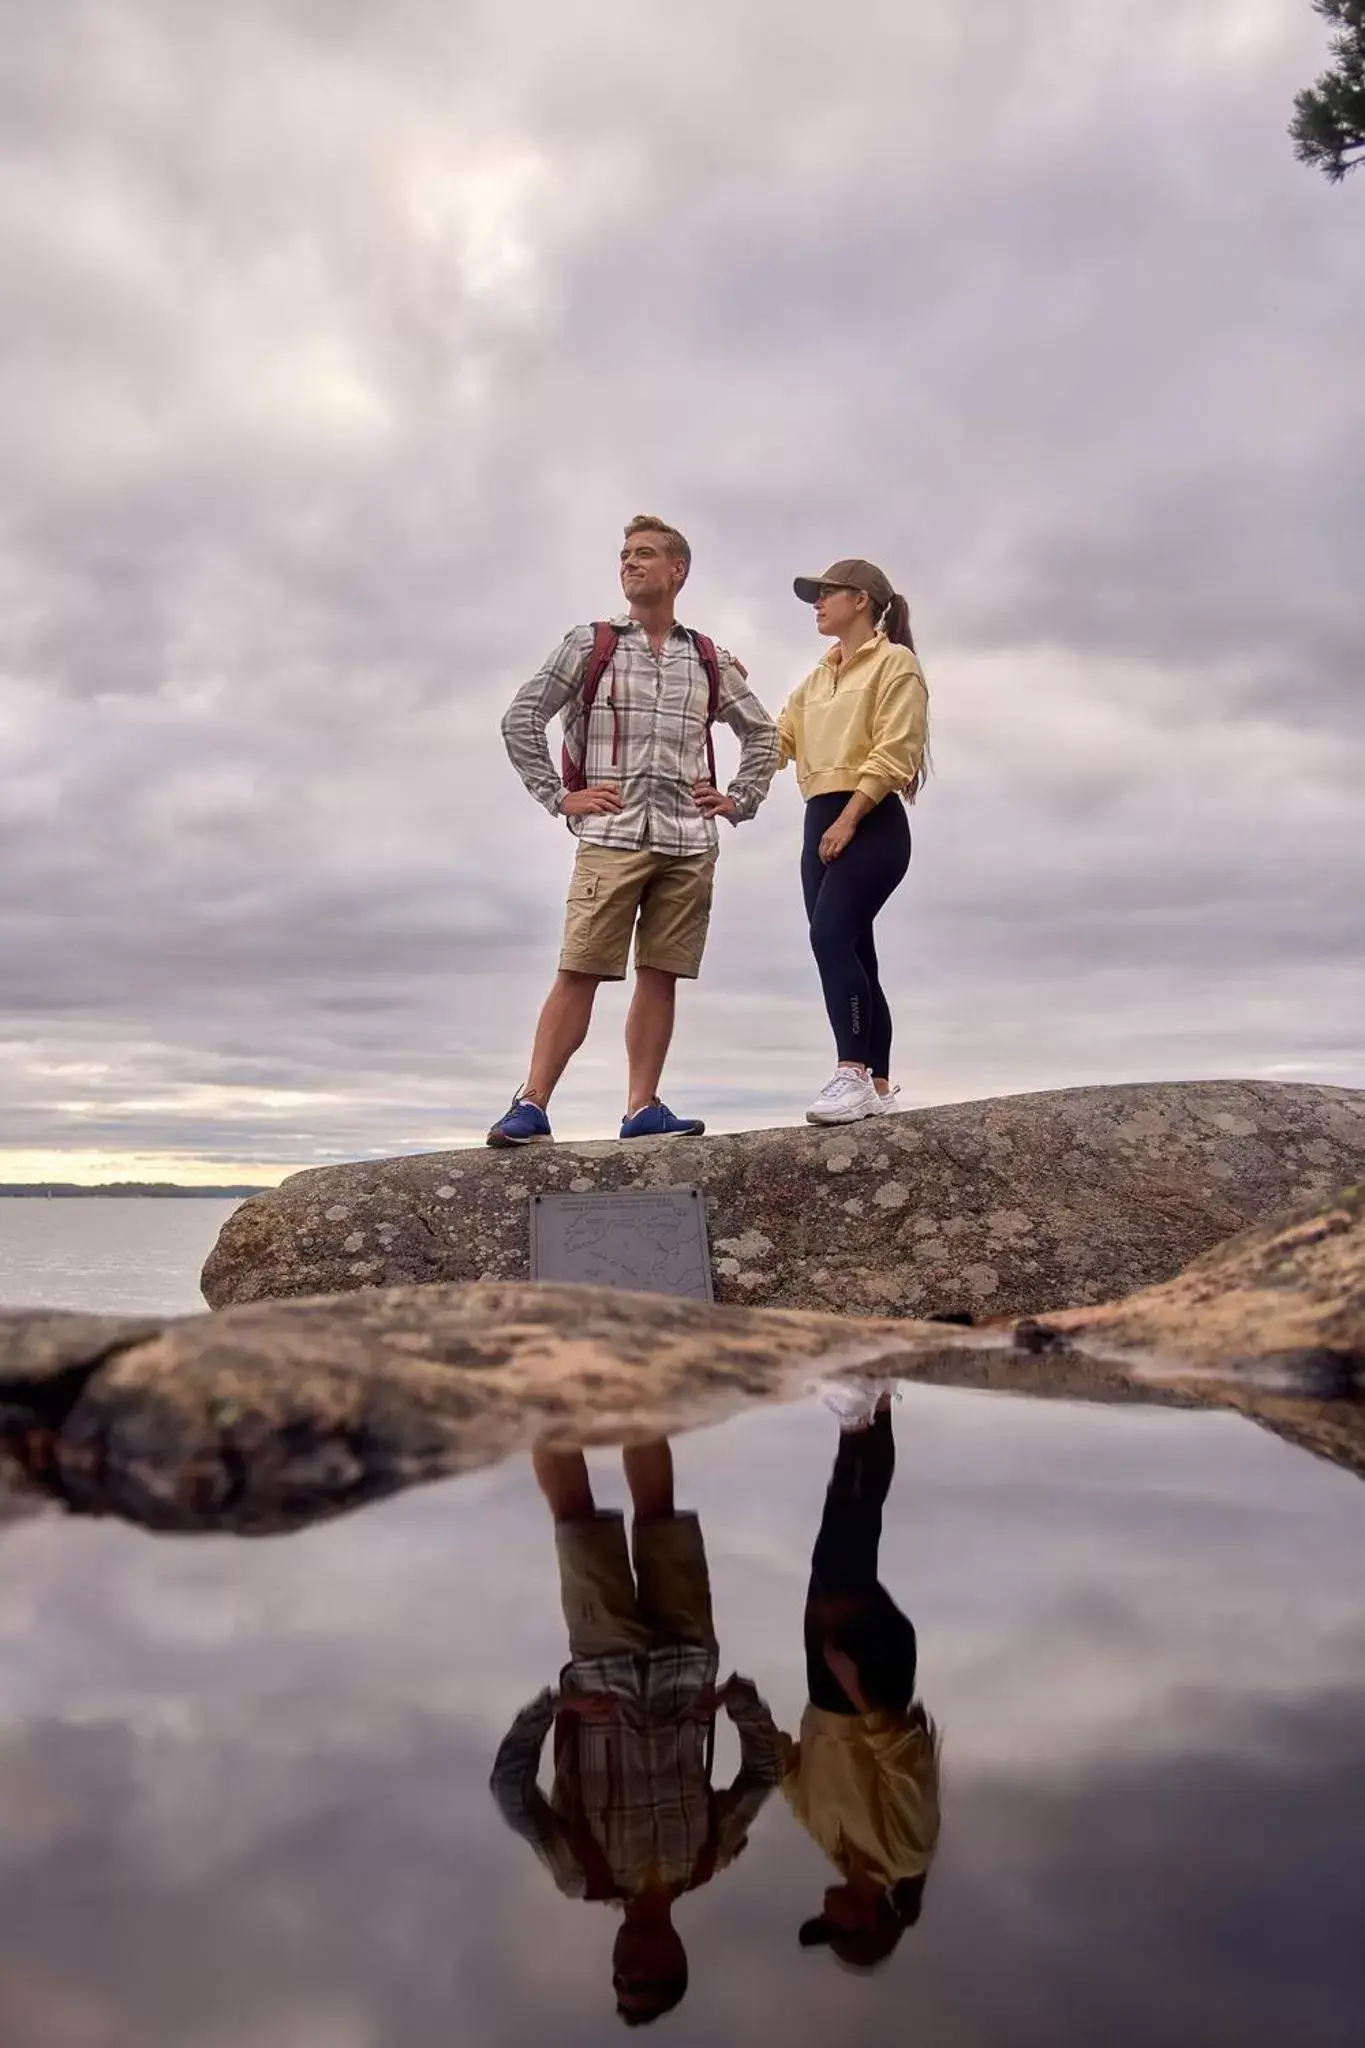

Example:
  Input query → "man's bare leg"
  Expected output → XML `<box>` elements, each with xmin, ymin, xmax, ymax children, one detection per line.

<box><xmin>623</xmin><ymin>1439</ymin><xmax>675</xmax><ymax>1524</ymax></box>
<box><xmin>624</xmin><ymin>966</ymin><xmax>678</xmax><ymax>1115</ymax></box>
<box><xmin>522</xmin><ymin>970</ymin><xmax>601</xmax><ymax>1107</ymax></box>
<box><xmin>532</xmin><ymin>1446</ymin><xmax>596</xmax><ymax>1522</ymax></box>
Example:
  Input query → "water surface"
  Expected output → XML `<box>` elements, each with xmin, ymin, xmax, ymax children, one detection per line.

<box><xmin>0</xmin><ymin>1198</ymin><xmax>240</xmax><ymax>1315</ymax></box>
<box><xmin>2</xmin><ymin>1385</ymin><xmax>1361</xmax><ymax>2047</ymax></box>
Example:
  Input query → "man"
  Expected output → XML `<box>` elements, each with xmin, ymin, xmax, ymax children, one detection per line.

<box><xmin>490</xmin><ymin>1438</ymin><xmax>784</xmax><ymax>2026</ymax></box>
<box><xmin>492</xmin><ymin>515</ymin><xmax>779</xmax><ymax>1145</ymax></box>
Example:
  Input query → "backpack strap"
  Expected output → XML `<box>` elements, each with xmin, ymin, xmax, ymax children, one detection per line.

<box><xmin>562</xmin><ymin>625</ymin><xmax>734</xmax><ymax>797</ymax></box>
<box><xmin>688</xmin><ymin>631</ymin><xmax>724</xmax><ymax>792</ymax></box>
<box><xmin>552</xmin><ymin>1708</ymin><xmax>628</xmax><ymax>1902</ymax></box>
<box><xmin>560</xmin><ymin>621</ymin><xmax>621</xmax><ymax>794</ymax></box>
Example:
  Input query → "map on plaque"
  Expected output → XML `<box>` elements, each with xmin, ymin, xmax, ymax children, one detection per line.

<box><xmin>529</xmin><ymin>1187</ymin><xmax>714</xmax><ymax>1301</ymax></box>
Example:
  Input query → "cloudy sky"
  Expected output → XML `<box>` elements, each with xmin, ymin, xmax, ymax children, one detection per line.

<box><xmin>2</xmin><ymin>0</ymin><xmax>1361</xmax><ymax>1182</ymax></box>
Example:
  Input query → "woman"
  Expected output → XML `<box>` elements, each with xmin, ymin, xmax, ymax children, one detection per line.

<box><xmin>778</xmin><ymin>558</ymin><xmax>929</xmax><ymax>1125</ymax></box>
<box><xmin>779</xmin><ymin>1384</ymin><xmax>941</xmax><ymax>1972</ymax></box>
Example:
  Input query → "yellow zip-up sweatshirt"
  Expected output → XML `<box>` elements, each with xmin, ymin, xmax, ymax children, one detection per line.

<box><xmin>776</xmin><ymin>631</ymin><xmax>928</xmax><ymax>806</ymax></box>
<box><xmin>780</xmin><ymin>1706</ymin><xmax>941</xmax><ymax>1884</ymax></box>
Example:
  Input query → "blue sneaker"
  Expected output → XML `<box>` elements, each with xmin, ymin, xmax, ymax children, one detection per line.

<box><xmin>486</xmin><ymin>1095</ymin><xmax>553</xmax><ymax>1148</ymax></box>
<box><xmin>619</xmin><ymin>1101</ymin><xmax>706</xmax><ymax>1140</ymax></box>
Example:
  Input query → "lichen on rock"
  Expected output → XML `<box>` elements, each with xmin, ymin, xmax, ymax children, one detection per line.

<box><xmin>201</xmin><ymin>1080</ymin><xmax>1365</xmax><ymax>1318</ymax></box>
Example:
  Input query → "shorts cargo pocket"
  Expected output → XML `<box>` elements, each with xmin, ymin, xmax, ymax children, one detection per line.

<box><xmin>560</xmin><ymin>853</ymin><xmax>637</xmax><ymax>980</ymax></box>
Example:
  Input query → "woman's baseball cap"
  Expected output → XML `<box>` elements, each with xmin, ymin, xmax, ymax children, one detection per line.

<box><xmin>797</xmin><ymin>1875</ymin><xmax>926</xmax><ymax>1970</ymax></box>
<box><xmin>793</xmin><ymin>559</ymin><xmax>895</xmax><ymax>608</ymax></box>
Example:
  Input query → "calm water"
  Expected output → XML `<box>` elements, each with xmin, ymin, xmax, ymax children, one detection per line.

<box><xmin>2</xmin><ymin>1205</ymin><xmax>1363</xmax><ymax>2043</ymax></box>
<box><xmin>0</xmin><ymin>1198</ymin><xmax>241</xmax><ymax>1315</ymax></box>
<box><xmin>2</xmin><ymin>1386</ymin><xmax>1363</xmax><ymax>2047</ymax></box>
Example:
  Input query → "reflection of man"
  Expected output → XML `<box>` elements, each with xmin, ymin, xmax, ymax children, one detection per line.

<box><xmin>780</xmin><ymin>1387</ymin><xmax>941</xmax><ymax>1971</ymax></box>
<box><xmin>491</xmin><ymin>1439</ymin><xmax>783</xmax><ymax>2026</ymax></box>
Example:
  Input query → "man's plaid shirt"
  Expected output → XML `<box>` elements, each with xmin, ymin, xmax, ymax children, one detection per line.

<box><xmin>501</xmin><ymin>616</ymin><xmax>780</xmax><ymax>855</ymax></box>
<box><xmin>490</xmin><ymin>1649</ymin><xmax>785</xmax><ymax>1900</ymax></box>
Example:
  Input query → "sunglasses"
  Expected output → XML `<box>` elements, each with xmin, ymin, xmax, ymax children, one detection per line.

<box><xmin>812</xmin><ymin>583</ymin><xmax>857</xmax><ymax>601</ymax></box>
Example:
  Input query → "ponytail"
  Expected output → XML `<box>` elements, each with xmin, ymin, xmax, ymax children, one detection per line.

<box><xmin>880</xmin><ymin>592</ymin><xmax>915</xmax><ymax>653</ymax></box>
<box><xmin>876</xmin><ymin>584</ymin><xmax>930</xmax><ymax>797</ymax></box>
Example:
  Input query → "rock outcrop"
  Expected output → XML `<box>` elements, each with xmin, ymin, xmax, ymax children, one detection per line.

<box><xmin>1033</xmin><ymin>1183</ymin><xmax>1364</xmax><ymax>1377</ymax></box>
<box><xmin>0</xmin><ymin>1290</ymin><xmax>960</xmax><ymax>1532</ymax></box>
<box><xmin>202</xmin><ymin>1080</ymin><xmax>1365</xmax><ymax>1318</ymax></box>
<box><xmin>1024</xmin><ymin>1183</ymin><xmax>1364</xmax><ymax>1475</ymax></box>
<box><xmin>3</xmin><ymin>1183</ymin><xmax>1361</xmax><ymax>1535</ymax></box>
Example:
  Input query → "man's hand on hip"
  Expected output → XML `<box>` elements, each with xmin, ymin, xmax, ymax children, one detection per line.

<box><xmin>560</xmin><ymin>784</ymin><xmax>624</xmax><ymax>817</ymax></box>
<box><xmin>692</xmin><ymin>781</ymin><xmax>738</xmax><ymax>822</ymax></box>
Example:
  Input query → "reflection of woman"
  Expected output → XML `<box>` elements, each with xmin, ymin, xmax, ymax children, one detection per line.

<box><xmin>780</xmin><ymin>1388</ymin><xmax>941</xmax><ymax>1971</ymax></box>
<box><xmin>777</xmin><ymin>560</ymin><xmax>929</xmax><ymax>1126</ymax></box>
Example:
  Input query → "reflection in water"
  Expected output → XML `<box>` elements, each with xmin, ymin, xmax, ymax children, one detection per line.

<box><xmin>489</xmin><ymin>1400</ymin><xmax>944</xmax><ymax>2021</ymax></box>
<box><xmin>786</xmin><ymin>1389</ymin><xmax>940</xmax><ymax>1971</ymax></box>
<box><xmin>493</xmin><ymin>1439</ymin><xmax>784</xmax><ymax>2025</ymax></box>
<box><xmin>3</xmin><ymin>1378</ymin><xmax>1364</xmax><ymax>2045</ymax></box>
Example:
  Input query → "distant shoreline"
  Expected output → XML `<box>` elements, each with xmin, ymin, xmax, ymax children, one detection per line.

<box><xmin>0</xmin><ymin>1185</ymin><xmax>268</xmax><ymax>1198</ymax></box>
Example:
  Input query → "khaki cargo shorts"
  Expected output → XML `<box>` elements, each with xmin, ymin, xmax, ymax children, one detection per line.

<box><xmin>560</xmin><ymin>845</ymin><xmax>717</xmax><ymax>982</ymax></box>
<box><xmin>555</xmin><ymin>1510</ymin><xmax>718</xmax><ymax>1661</ymax></box>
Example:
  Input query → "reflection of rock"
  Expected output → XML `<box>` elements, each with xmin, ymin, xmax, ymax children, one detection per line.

<box><xmin>0</xmin><ymin>1311</ymin><xmax>161</xmax><ymax>1394</ymax></box>
<box><xmin>2</xmin><ymin>1289</ymin><xmax>964</xmax><ymax>1534</ymax></box>
<box><xmin>3</xmin><ymin>1188</ymin><xmax>1363</xmax><ymax>1536</ymax></box>
<box><xmin>0</xmin><ymin>1311</ymin><xmax>161</xmax><ymax>1525</ymax></box>
<box><xmin>201</xmin><ymin>1081</ymin><xmax>1365</xmax><ymax>1317</ymax></box>
<box><xmin>0</xmin><ymin>1462</ymin><xmax>53</xmax><ymax>1525</ymax></box>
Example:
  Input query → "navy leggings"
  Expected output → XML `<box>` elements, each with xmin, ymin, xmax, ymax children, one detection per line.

<box><xmin>801</xmin><ymin>793</ymin><xmax>911</xmax><ymax>1078</ymax></box>
<box><xmin>804</xmin><ymin>1409</ymin><xmax>918</xmax><ymax>1715</ymax></box>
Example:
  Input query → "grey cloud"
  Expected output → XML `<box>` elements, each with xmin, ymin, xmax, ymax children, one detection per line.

<box><xmin>1</xmin><ymin>0</ymin><xmax>1362</xmax><ymax>1171</ymax></box>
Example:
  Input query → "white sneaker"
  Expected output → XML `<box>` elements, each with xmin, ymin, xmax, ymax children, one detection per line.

<box><xmin>873</xmin><ymin>1083</ymin><xmax>902</xmax><ymax>1115</ymax></box>
<box><xmin>810</xmin><ymin>1378</ymin><xmax>902</xmax><ymax>1430</ymax></box>
<box><xmin>805</xmin><ymin>1067</ymin><xmax>879</xmax><ymax>1125</ymax></box>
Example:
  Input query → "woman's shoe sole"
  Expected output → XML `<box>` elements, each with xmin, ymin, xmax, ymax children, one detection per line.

<box><xmin>485</xmin><ymin>1131</ymin><xmax>554</xmax><ymax>1149</ymax></box>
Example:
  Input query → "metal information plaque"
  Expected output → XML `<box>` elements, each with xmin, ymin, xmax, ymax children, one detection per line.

<box><xmin>529</xmin><ymin>1187</ymin><xmax>714</xmax><ymax>1301</ymax></box>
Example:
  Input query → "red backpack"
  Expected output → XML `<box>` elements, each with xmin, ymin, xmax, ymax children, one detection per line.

<box><xmin>561</xmin><ymin>622</ymin><xmax>726</xmax><ymax>794</ymax></box>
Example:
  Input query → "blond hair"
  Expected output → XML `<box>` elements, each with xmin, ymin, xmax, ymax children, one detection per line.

<box><xmin>623</xmin><ymin>513</ymin><xmax>691</xmax><ymax>583</ymax></box>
